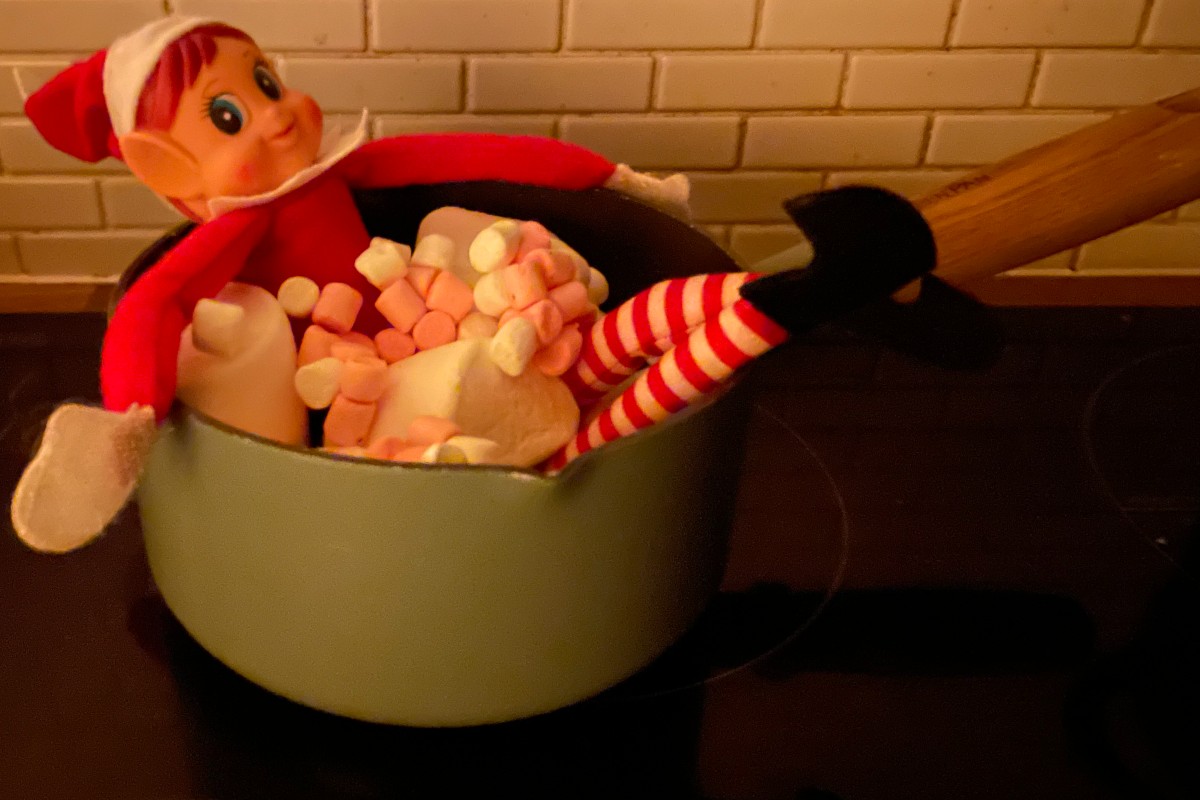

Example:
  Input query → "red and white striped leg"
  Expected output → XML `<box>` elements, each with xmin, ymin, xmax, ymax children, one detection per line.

<box><xmin>561</xmin><ymin>273</ymin><xmax>755</xmax><ymax>406</ymax></box>
<box><xmin>547</xmin><ymin>296</ymin><xmax>787</xmax><ymax>470</ymax></box>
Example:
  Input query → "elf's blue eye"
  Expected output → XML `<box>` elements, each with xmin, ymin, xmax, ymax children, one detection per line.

<box><xmin>254</xmin><ymin>64</ymin><xmax>282</xmax><ymax>101</ymax></box>
<box><xmin>208</xmin><ymin>95</ymin><xmax>245</xmax><ymax>135</ymax></box>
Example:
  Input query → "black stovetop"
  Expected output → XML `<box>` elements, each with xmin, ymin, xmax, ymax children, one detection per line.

<box><xmin>2</xmin><ymin>308</ymin><xmax>1197</xmax><ymax>800</ymax></box>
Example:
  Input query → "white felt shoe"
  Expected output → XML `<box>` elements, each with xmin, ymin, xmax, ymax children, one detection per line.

<box><xmin>10</xmin><ymin>403</ymin><xmax>156</xmax><ymax>553</ymax></box>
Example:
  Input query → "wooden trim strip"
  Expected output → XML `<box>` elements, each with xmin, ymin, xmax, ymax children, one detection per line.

<box><xmin>1</xmin><ymin>273</ymin><xmax>1197</xmax><ymax>313</ymax></box>
<box><xmin>0</xmin><ymin>280</ymin><xmax>116</xmax><ymax>314</ymax></box>
<box><xmin>965</xmin><ymin>272</ymin><xmax>1200</xmax><ymax>307</ymax></box>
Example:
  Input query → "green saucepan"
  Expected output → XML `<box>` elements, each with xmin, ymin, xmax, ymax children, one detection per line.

<box><xmin>120</xmin><ymin>183</ymin><xmax>757</xmax><ymax>727</ymax></box>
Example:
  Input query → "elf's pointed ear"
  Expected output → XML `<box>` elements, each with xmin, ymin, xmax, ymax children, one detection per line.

<box><xmin>118</xmin><ymin>130</ymin><xmax>203</xmax><ymax>200</ymax></box>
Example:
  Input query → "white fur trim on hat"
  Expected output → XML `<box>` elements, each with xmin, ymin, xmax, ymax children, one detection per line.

<box><xmin>102</xmin><ymin>16</ymin><xmax>217</xmax><ymax>138</ymax></box>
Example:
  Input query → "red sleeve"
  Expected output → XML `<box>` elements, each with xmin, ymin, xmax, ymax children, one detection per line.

<box><xmin>336</xmin><ymin>134</ymin><xmax>616</xmax><ymax>191</ymax></box>
<box><xmin>101</xmin><ymin>208</ymin><xmax>270</xmax><ymax>420</ymax></box>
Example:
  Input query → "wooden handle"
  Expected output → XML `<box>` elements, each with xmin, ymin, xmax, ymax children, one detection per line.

<box><xmin>913</xmin><ymin>85</ymin><xmax>1200</xmax><ymax>288</ymax></box>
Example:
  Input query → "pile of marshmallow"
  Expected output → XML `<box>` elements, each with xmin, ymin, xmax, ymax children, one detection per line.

<box><xmin>179</xmin><ymin>206</ymin><xmax>610</xmax><ymax>468</ymax></box>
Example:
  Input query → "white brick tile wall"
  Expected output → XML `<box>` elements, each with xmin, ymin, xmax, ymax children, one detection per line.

<box><xmin>951</xmin><ymin>0</ymin><xmax>1144</xmax><ymax>47</ymax></box>
<box><xmin>1</xmin><ymin>0</ymin><xmax>1196</xmax><ymax>300</ymax></box>
<box><xmin>99</xmin><ymin>178</ymin><xmax>183</xmax><ymax>229</ymax></box>
<box><xmin>469</xmin><ymin>57</ymin><xmax>651</xmax><ymax>112</ymax></box>
<box><xmin>727</xmin><ymin>225</ymin><xmax>809</xmax><ymax>268</ymax></box>
<box><xmin>700</xmin><ymin>225</ymin><xmax>729</xmax><ymax>249</ymax></box>
<box><xmin>0</xmin><ymin>69</ymin><xmax>23</xmax><ymax>115</ymax></box>
<box><xmin>686</xmin><ymin>171</ymin><xmax>824</xmax><ymax>224</ymax></box>
<box><xmin>566</xmin><ymin>0</ymin><xmax>756</xmax><ymax>50</ymax></box>
<box><xmin>926</xmin><ymin>113</ymin><xmax>1108</xmax><ymax>166</ymax></box>
<box><xmin>845</xmin><ymin>54</ymin><xmax>1036</xmax><ymax>109</ymax></box>
<box><xmin>373</xmin><ymin>0</ymin><xmax>559</xmax><ymax>53</ymax></box>
<box><xmin>375</xmin><ymin>115</ymin><xmax>557</xmax><ymax>138</ymax></box>
<box><xmin>0</xmin><ymin>1</ymin><xmax>162</xmax><ymax>52</ymax></box>
<box><xmin>280</xmin><ymin>58</ymin><xmax>462</xmax><ymax>113</ymax></box>
<box><xmin>656</xmin><ymin>54</ymin><xmax>843</xmax><ymax>111</ymax></box>
<box><xmin>0</xmin><ymin>178</ymin><xmax>100</xmax><ymax>229</ymax></box>
<box><xmin>1009</xmin><ymin>251</ymin><xmax>1076</xmax><ymax>272</ymax></box>
<box><xmin>743</xmin><ymin>115</ymin><xmax>927</xmax><ymax>169</ymax></box>
<box><xmin>175</xmin><ymin>0</ymin><xmax>366</xmax><ymax>50</ymax></box>
<box><xmin>13</xmin><ymin>63</ymin><xmax>69</xmax><ymax>96</ymax></box>
<box><xmin>758</xmin><ymin>0</ymin><xmax>953</xmax><ymax>49</ymax></box>
<box><xmin>826</xmin><ymin>169</ymin><xmax>969</xmax><ymax>199</ymax></box>
<box><xmin>1</xmin><ymin>61</ymin><xmax>73</xmax><ymax>117</ymax></box>
<box><xmin>0</xmin><ymin>122</ymin><xmax>126</xmax><ymax>174</ymax></box>
<box><xmin>560</xmin><ymin>115</ymin><xmax>739</xmax><ymax>170</ymax></box>
<box><xmin>1033</xmin><ymin>53</ymin><xmax>1200</xmax><ymax>107</ymax></box>
<box><xmin>0</xmin><ymin>234</ymin><xmax>19</xmax><ymax>273</ymax></box>
<box><xmin>1077</xmin><ymin>224</ymin><xmax>1200</xmax><ymax>271</ymax></box>
<box><xmin>1143</xmin><ymin>0</ymin><xmax>1200</xmax><ymax>47</ymax></box>
<box><xmin>18</xmin><ymin>230</ymin><xmax>164</xmax><ymax>277</ymax></box>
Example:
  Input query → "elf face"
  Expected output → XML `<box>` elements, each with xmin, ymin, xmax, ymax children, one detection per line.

<box><xmin>168</xmin><ymin>37</ymin><xmax>323</xmax><ymax>201</ymax></box>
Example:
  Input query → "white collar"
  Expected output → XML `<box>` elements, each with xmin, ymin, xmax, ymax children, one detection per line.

<box><xmin>206</xmin><ymin>109</ymin><xmax>368</xmax><ymax>219</ymax></box>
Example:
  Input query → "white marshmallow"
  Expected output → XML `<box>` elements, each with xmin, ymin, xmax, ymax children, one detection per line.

<box><xmin>458</xmin><ymin>311</ymin><xmax>500</xmax><ymax>340</ymax></box>
<box><xmin>277</xmin><ymin>276</ymin><xmax>321</xmax><ymax>318</ymax></box>
<box><xmin>354</xmin><ymin>237</ymin><xmax>410</xmax><ymax>289</ymax></box>
<box><xmin>415</xmin><ymin>206</ymin><xmax>507</xmax><ymax>287</ymax></box>
<box><xmin>419</xmin><ymin>442</ymin><xmax>448</xmax><ymax>463</ymax></box>
<box><xmin>410</xmin><ymin>233</ymin><xmax>455</xmax><ymax>271</ymax></box>
<box><xmin>369</xmin><ymin>338</ymin><xmax>578</xmax><ymax>468</ymax></box>
<box><xmin>489</xmin><ymin>317</ymin><xmax>539</xmax><ymax>377</ymax></box>
<box><xmin>191</xmin><ymin>297</ymin><xmax>246</xmax><ymax>358</ymax></box>
<box><xmin>177</xmin><ymin>283</ymin><xmax>308</xmax><ymax>445</ymax></box>
<box><xmin>468</xmin><ymin>219</ymin><xmax>522</xmax><ymax>274</ymax></box>
<box><xmin>472</xmin><ymin>271</ymin><xmax>513</xmax><ymax>317</ymax></box>
<box><xmin>584</xmin><ymin>266</ymin><xmax>610</xmax><ymax>305</ymax></box>
<box><xmin>445</xmin><ymin>434</ymin><xmax>501</xmax><ymax>464</ymax></box>
<box><xmin>293</xmin><ymin>357</ymin><xmax>344</xmax><ymax>410</ymax></box>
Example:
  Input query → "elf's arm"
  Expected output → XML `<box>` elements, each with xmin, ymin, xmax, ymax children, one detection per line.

<box><xmin>337</xmin><ymin>133</ymin><xmax>689</xmax><ymax>218</ymax></box>
<box><xmin>11</xmin><ymin>208</ymin><xmax>269</xmax><ymax>554</ymax></box>
<box><xmin>102</xmin><ymin>208</ymin><xmax>270</xmax><ymax>419</ymax></box>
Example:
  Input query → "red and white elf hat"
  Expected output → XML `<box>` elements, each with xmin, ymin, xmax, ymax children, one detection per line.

<box><xmin>25</xmin><ymin>16</ymin><xmax>214</xmax><ymax>162</ymax></box>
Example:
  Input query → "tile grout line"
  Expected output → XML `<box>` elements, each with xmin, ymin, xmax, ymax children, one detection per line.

<box><xmin>1135</xmin><ymin>0</ymin><xmax>1157</xmax><ymax>45</ymax></box>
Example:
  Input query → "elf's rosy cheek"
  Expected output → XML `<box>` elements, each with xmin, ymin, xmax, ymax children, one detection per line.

<box><xmin>234</xmin><ymin>161</ymin><xmax>259</xmax><ymax>190</ymax></box>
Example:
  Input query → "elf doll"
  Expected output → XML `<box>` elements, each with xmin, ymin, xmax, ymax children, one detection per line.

<box><xmin>11</xmin><ymin>17</ymin><xmax>935</xmax><ymax>553</ymax></box>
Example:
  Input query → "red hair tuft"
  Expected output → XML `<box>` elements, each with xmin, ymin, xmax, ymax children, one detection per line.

<box><xmin>135</xmin><ymin>23</ymin><xmax>252</xmax><ymax>131</ymax></box>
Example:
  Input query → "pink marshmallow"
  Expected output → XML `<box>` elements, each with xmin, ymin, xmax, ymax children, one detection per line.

<box><xmin>331</xmin><ymin>335</ymin><xmax>376</xmax><ymax>362</ymax></box>
<box><xmin>327</xmin><ymin>445</ymin><xmax>367</xmax><ymax>458</ymax></box>
<box><xmin>522</xmin><ymin>248</ymin><xmax>575</xmax><ymax>288</ymax></box>
<box><xmin>548</xmin><ymin>280</ymin><xmax>592</xmax><ymax>322</ymax></box>
<box><xmin>533</xmin><ymin>324</ymin><xmax>584</xmax><ymax>377</ymax></box>
<box><xmin>365</xmin><ymin>436</ymin><xmax>405</xmax><ymax>460</ymax></box>
<box><xmin>405</xmin><ymin>265</ymin><xmax>438</xmax><ymax>298</ymax></box>
<box><xmin>324</xmin><ymin>395</ymin><xmax>376</xmax><ymax>447</ymax></box>
<box><xmin>521</xmin><ymin>299</ymin><xmax>564</xmax><ymax>345</ymax></box>
<box><xmin>331</xmin><ymin>331</ymin><xmax>377</xmax><ymax>360</ymax></box>
<box><xmin>374</xmin><ymin>328</ymin><xmax>416</xmax><ymax>363</ymax></box>
<box><xmin>392</xmin><ymin>444</ymin><xmax>431</xmax><ymax>463</ymax></box>
<box><xmin>339</xmin><ymin>356</ymin><xmax>389</xmax><ymax>403</ymax></box>
<box><xmin>498</xmin><ymin>308</ymin><xmax>519</xmax><ymax>328</ymax></box>
<box><xmin>407</xmin><ymin>415</ymin><xmax>462</xmax><ymax>446</ymax></box>
<box><xmin>298</xmin><ymin>324</ymin><xmax>338</xmax><ymax>366</ymax></box>
<box><xmin>500</xmin><ymin>261</ymin><xmax>547</xmax><ymax>310</ymax></box>
<box><xmin>412</xmin><ymin>310</ymin><xmax>457</xmax><ymax>351</ymax></box>
<box><xmin>311</xmin><ymin>283</ymin><xmax>363</xmax><ymax>334</ymax></box>
<box><xmin>375</xmin><ymin>278</ymin><xmax>427</xmax><ymax>333</ymax></box>
<box><xmin>515</xmin><ymin>220</ymin><xmax>552</xmax><ymax>261</ymax></box>
<box><xmin>426</xmin><ymin>270</ymin><xmax>475</xmax><ymax>323</ymax></box>
<box><xmin>340</xmin><ymin>331</ymin><xmax>374</xmax><ymax>348</ymax></box>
